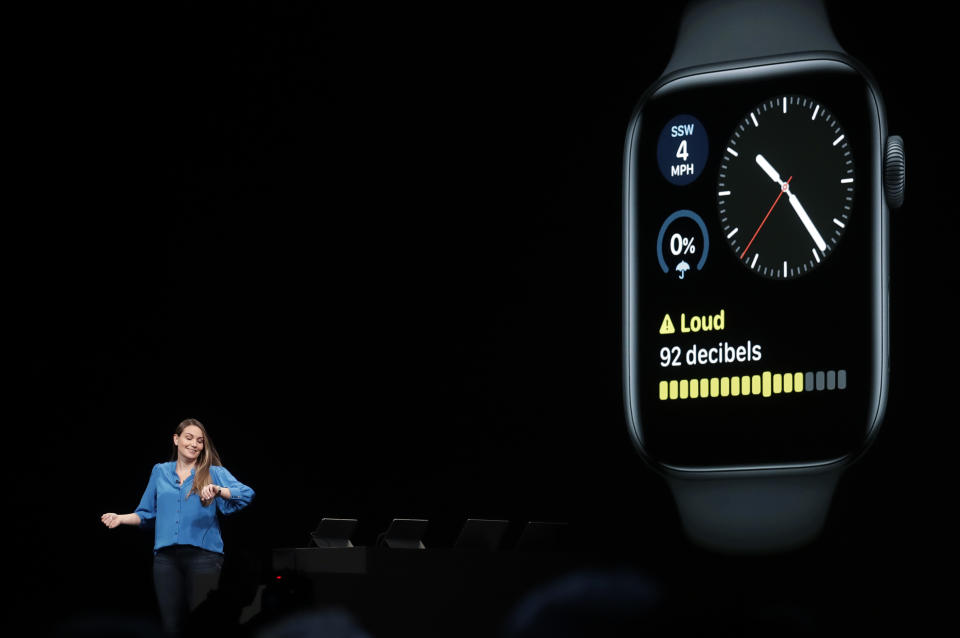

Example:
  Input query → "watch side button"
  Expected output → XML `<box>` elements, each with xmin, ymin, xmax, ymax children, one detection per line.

<box><xmin>884</xmin><ymin>135</ymin><xmax>905</xmax><ymax>209</ymax></box>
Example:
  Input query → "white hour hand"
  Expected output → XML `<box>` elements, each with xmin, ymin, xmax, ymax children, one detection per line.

<box><xmin>755</xmin><ymin>154</ymin><xmax>783</xmax><ymax>185</ymax></box>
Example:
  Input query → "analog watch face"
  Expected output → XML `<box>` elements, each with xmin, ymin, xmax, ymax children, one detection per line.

<box><xmin>717</xmin><ymin>96</ymin><xmax>854</xmax><ymax>279</ymax></box>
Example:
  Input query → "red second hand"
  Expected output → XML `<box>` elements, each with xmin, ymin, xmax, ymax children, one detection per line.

<box><xmin>741</xmin><ymin>176</ymin><xmax>793</xmax><ymax>260</ymax></box>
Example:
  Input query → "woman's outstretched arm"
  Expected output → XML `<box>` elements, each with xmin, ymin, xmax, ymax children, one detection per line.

<box><xmin>101</xmin><ymin>512</ymin><xmax>142</xmax><ymax>528</ymax></box>
<box><xmin>102</xmin><ymin>464</ymin><xmax>161</xmax><ymax>529</ymax></box>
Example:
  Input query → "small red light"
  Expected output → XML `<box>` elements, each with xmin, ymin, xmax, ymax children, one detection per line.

<box><xmin>275</xmin><ymin>575</ymin><xmax>282</xmax><ymax>580</ymax></box>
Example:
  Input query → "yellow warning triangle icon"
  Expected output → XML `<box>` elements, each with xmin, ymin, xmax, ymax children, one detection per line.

<box><xmin>659</xmin><ymin>314</ymin><xmax>676</xmax><ymax>335</ymax></box>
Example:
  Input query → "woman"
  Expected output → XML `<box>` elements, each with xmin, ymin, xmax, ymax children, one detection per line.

<box><xmin>101</xmin><ymin>418</ymin><xmax>255</xmax><ymax>636</ymax></box>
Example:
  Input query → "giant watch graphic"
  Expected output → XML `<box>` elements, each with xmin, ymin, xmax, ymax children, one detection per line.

<box><xmin>717</xmin><ymin>95</ymin><xmax>855</xmax><ymax>279</ymax></box>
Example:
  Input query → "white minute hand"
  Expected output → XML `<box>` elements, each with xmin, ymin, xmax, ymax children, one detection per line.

<box><xmin>786</xmin><ymin>190</ymin><xmax>827</xmax><ymax>252</ymax></box>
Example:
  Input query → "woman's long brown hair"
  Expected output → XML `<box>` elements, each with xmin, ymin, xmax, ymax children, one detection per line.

<box><xmin>171</xmin><ymin>418</ymin><xmax>222</xmax><ymax>506</ymax></box>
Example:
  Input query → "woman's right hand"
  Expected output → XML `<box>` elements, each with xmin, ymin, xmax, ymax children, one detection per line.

<box><xmin>101</xmin><ymin>513</ymin><xmax>122</xmax><ymax>528</ymax></box>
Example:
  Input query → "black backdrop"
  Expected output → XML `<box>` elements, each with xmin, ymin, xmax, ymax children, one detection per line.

<box><xmin>18</xmin><ymin>2</ymin><xmax>952</xmax><ymax>635</ymax></box>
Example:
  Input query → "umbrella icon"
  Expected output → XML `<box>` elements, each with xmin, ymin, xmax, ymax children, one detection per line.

<box><xmin>675</xmin><ymin>260</ymin><xmax>690</xmax><ymax>279</ymax></box>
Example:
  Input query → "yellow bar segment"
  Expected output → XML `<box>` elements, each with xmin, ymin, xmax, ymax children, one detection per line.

<box><xmin>731</xmin><ymin>376</ymin><xmax>740</xmax><ymax>396</ymax></box>
<box><xmin>689</xmin><ymin>378</ymin><xmax>699</xmax><ymax>399</ymax></box>
<box><xmin>762</xmin><ymin>371</ymin><xmax>771</xmax><ymax>397</ymax></box>
<box><xmin>709</xmin><ymin>378</ymin><xmax>719</xmax><ymax>397</ymax></box>
<box><xmin>679</xmin><ymin>379</ymin><xmax>689</xmax><ymax>399</ymax></box>
<box><xmin>742</xmin><ymin>375</ymin><xmax>752</xmax><ymax>395</ymax></box>
<box><xmin>669</xmin><ymin>380</ymin><xmax>678</xmax><ymax>400</ymax></box>
<box><xmin>721</xmin><ymin>377</ymin><xmax>730</xmax><ymax>396</ymax></box>
<box><xmin>773</xmin><ymin>373</ymin><xmax>782</xmax><ymax>394</ymax></box>
<box><xmin>794</xmin><ymin>372</ymin><xmax>804</xmax><ymax>391</ymax></box>
<box><xmin>751</xmin><ymin>375</ymin><xmax>761</xmax><ymax>395</ymax></box>
<box><xmin>700</xmin><ymin>378</ymin><xmax>709</xmax><ymax>397</ymax></box>
<box><xmin>659</xmin><ymin>381</ymin><xmax>668</xmax><ymax>400</ymax></box>
<box><xmin>784</xmin><ymin>372</ymin><xmax>793</xmax><ymax>393</ymax></box>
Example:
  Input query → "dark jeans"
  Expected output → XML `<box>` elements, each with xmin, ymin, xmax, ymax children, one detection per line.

<box><xmin>153</xmin><ymin>545</ymin><xmax>223</xmax><ymax>636</ymax></box>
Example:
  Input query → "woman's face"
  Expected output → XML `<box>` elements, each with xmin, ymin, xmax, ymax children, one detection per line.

<box><xmin>174</xmin><ymin>425</ymin><xmax>205</xmax><ymax>462</ymax></box>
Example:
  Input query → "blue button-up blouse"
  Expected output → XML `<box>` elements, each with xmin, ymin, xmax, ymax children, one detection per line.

<box><xmin>134</xmin><ymin>462</ymin><xmax>254</xmax><ymax>554</ymax></box>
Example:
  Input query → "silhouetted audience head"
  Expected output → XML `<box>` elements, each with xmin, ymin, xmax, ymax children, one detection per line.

<box><xmin>502</xmin><ymin>568</ymin><xmax>661</xmax><ymax>637</ymax></box>
<box><xmin>255</xmin><ymin>608</ymin><xmax>371</xmax><ymax>638</ymax></box>
<box><xmin>503</xmin><ymin>567</ymin><xmax>821</xmax><ymax>637</ymax></box>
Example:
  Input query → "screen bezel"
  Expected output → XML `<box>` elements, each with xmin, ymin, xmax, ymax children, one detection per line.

<box><xmin>623</xmin><ymin>56</ymin><xmax>889</xmax><ymax>473</ymax></box>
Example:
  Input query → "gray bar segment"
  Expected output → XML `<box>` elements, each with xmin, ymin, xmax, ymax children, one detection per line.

<box><xmin>816</xmin><ymin>371</ymin><xmax>825</xmax><ymax>391</ymax></box>
<box><xmin>805</xmin><ymin>372</ymin><xmax>814</xmax><ymax>391</ymax></box>
<box><xmin>827</xmin><ymin>370</ymin><xmax>836</xmax><ymax>390</ymax></box>
<box><xmin>838</xmin><ymin>370</ymin><xmax>847</xmax><ymax>389</ymax></box>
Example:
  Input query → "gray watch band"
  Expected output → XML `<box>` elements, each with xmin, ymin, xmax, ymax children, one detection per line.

<box><xmin>662</xmin><ymin>0</ymin><xmax>847</xmax><ymax>554</ymax></box>
<box><xmin>668</xmin><ymin>465</ymin><xmax>843</xmax><ymax>553</ymax></box>
<box><xmin>664</xmin><ymin>0</ymin><xmax>842</xmax><ymax>76</ymax></box>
